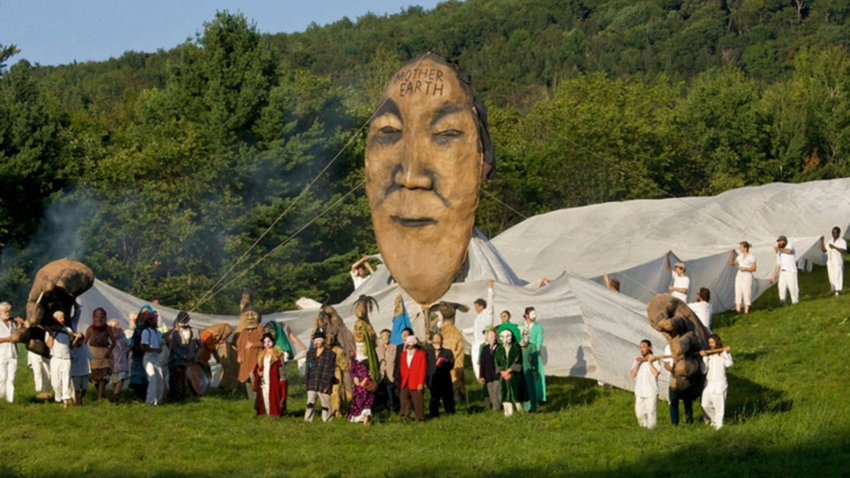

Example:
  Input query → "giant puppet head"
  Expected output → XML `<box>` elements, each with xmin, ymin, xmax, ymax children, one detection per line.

<box><xmin>365</xmin><ymin>53</ymin><xmax>494</xmax><ymax>305</ymax></box>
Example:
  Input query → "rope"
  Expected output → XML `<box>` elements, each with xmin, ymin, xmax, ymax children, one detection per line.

<box><xmin>191</xmin><ymin>180</ymin><xmax>365</xmax><ymax>312</ymax></box>
<box><xmin>480</xmin><ymin>188</ymin><xmax>528</xmax><ymax>219</ymax></box>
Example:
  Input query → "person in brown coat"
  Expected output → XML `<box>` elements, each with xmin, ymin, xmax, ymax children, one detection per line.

<box><xmin>236</xmin><ymin>306</ymin><xmax>263</xmax><ymax>402</ymax></box>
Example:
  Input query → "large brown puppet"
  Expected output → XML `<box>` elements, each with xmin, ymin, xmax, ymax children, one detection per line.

<box><xmin>432</xmin><ymin>301</ymin><xmax>468</xmax><ymax>402</ymax></box>
<box><xmin>646</xmin><ymin>294</ymin><xmax>710</xmax><ymax>392</ymax></box>
<box><xmin>13</xmin><ymin>259</ymin><xmax>94</xmax><ymax>356</ymax></box>
<box><xmin>365</xmin><ymin>53</ymin><xmax>495</xmax><ymax>306</ymax></box>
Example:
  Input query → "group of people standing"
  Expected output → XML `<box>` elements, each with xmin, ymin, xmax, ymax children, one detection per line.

<box><xmin>632</xmin><ymin>334</ymin><xmax>734</xmax><ymax>430</ymax></box>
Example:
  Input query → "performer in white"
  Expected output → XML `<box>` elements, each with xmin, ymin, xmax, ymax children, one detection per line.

<box><xmin>465</xmin><ymin>279</ymin><xmax>495</xmax><ymax>380</ymax></box>
<box><xmin>700</xmin><ymin>334</ymin><xmax>733</xmax><ymax>430</ymax></box>
<box><xmin>630</xmin><ymin>339</ymin><xmax>659</xmax><ymax>429</ymax></box>
<box><xmin>821</xmin><ymin>227</ymin><xmax>847</xmax><ymax>297</ymax></box>
<box><xmin>730</xmin><ymin>241</ymin><xmax>757</xmax><ymax>314</ymax></box>
<box><xmin>770</xmin><ymin>235</ymin><xmax>799</xmax><ymax>305</ymax></box>
<box><xmin>665</xmin><ymin>252</ymin><xmax>690</xmax><ymax>302</ymax></box>
<box><xmin>0</xmin><ymin>302</ymin><xmax>22</xmax><ymax>403</ymax></box>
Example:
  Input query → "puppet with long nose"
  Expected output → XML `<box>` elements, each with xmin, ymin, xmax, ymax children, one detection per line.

<box><xmin>365</xmin><ymin>53</ymin><xmax>493</xmax><ymax>306</ymax></box>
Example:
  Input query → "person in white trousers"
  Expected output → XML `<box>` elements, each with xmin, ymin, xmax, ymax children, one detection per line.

<box><xmin>701</xmin><ymin>334</ymin><xmax>733</xmax><ymax>430</ymax></box>
<box><xmin>28</xmin><ymin>351</ymin><xmax>51</xmax><ymax>394</ymax></box>
<box><xmin>46</xmin><ymin>311</ymin><xmax>76</xmax><ymax>408</ymax></box>
<box><xmin>770</xmin><ymin>235</ymin><xmax>799</xmax><ymax>305</ymax></box>
<box><xmin>821</xmin><ymin>227</ymin><xmax>847</xmax><ymax>297</ymax></box>
<box><xmin>631</xmin><ymin>339</ymin><xmax>659</xmax><ymax>429</ymax></box>
<box><xmin>141</xmin><ymin>315</ymin><xmax>164</xmax><ymax>406</ymax></box>
<box><xmin>0</xmin><ymin>302</ymin><xmax>24</xmax><ymax>403</ymax></box>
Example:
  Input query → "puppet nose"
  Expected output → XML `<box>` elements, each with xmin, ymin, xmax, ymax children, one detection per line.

<box><xmin>394</xmin><ymin>142</ymin><xmax>434</xmax><ymax>190</ymax></box>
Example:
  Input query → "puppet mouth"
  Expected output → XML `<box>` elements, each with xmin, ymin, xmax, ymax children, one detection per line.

<box><xmin>390</xmin><ymin>216</ymin><xmax>438</xmax><ymax>227</ymax></box>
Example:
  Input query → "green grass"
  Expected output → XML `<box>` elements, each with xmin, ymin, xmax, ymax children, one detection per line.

<box><xmin>2</xmin><ymin>263</ymin><xmax>850</xmax><ymax>477</ymax></box>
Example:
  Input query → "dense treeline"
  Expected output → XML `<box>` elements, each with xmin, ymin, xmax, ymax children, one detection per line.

<box><xmin>1</xmin><ymin>1</ymin><xmax>849</xmax><ymax>313</ymax></box>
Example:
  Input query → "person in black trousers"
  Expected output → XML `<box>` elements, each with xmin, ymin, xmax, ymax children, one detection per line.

<box><xmin>427</xmin><ymin>332</ymin><xmax>455</xmax><ymax>417</ymax></box>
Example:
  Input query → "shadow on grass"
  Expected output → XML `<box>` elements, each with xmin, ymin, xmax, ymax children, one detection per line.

<box><xmin>727</xmin><ymin>373</ymin><xmax>793</xmax><ymax>422</ymax></box>
<box><xmin>538</xmin><ymin>376</ymin><xmax>609</xmax><ymax>412</ymax></box>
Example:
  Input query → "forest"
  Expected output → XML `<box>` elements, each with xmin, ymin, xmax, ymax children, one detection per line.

<box><xmin>1</xmin><ymin>0</ymin><xmax>849</xmax><ymax>313</ymax></box>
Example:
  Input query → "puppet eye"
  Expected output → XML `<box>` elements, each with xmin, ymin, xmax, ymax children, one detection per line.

<box><xmin>433</xmin><ymin>129</ymin><xmax>464</xmax><ymax>145</ymax></box>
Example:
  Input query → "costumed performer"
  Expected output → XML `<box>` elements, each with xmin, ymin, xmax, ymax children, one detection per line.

<box><xmin>84</xmin><ymin>307</ymin><xmax>116</xmax><ymax>402</ymax></box>
<box><xmin>398</xmin><ymin>335</ymin><xmax>427</xmax><ymax>422</ymax></box>
<box><xmin>350</xmin><ymin>341</ymin><xmax>375</xmax><ymax>424</ymax></box>
<box><xmin>521</xmin><ymin>307</ymin><xmax>546</xmax><ymax>411</ymax></box>
<box><xmin>700</xmin><ymin>334</ymin><xmax>733</xmax><ymax>430</ymax></box>
<box><xmin>433</xmin><ymin>302</ymin><xmax>467</xmax><ymax>403</ymax></box>
<box><xmin>167</xmin><ymin>311</ymin><xmax>201</xmax><ymax>400</ymax></box>
<box><xmin>377</xmin><ymin>328</ymin><xmax>397</xmax><ymax>411</ymax></box>
<box><xmin>237</xmin><ymin>306</ymin><xmax>264</xmax><ymax>402</ymax></box>
<box><xmin>665</xmin><ymin>252</ymin><xmax>690</xmax><ymax>302</ymax></box>
<box><xmin>390</xmin><ymin>295</ymin><xmax>413</xmax><ymax>346</ymax></box>
<box><xmin>253</xmin><ymin>332</ymin><xmax>287</xmax><ymax>417</ymax></box>
<box><xmin>304</xmin><ymin>330</ymin><xmax>336</xmax><ymax>423</ymax></box>
<box><xmin>199</xmin><ymin>323</ymin><xmax>233</xmax><ymax>366</ymax></box>
<box><xmin>107</xmin><ymin>319</ymin><xmax>130</xmax><ymax>397</ymax></box>
<box><xmin>631</xmin><ymin>339</ymin><xmax>659</xmax><ymax>429</ymax></box>
<box><xmin>327</xmin><ymin>332</ymin><xmax>350</xmax><ymax>417</ymax></box>
<box><xmin>46</xmin><ymin>310</ymin><xmax>78</xmax><ymax>408</ymax></box>
<box><xmin>496</xmin><ymin>328</ymin><xmax>527</xmax><ymax>417</ymax></box>
<box><xmin>730</xmin><ymin>241</ymin><xmax>756</xmax><ymax>314</ymax></box>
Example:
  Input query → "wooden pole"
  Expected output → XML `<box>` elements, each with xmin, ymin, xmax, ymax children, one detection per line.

<box><xmin>637</xmin><ymin>347</ymin><xmax>729</xmax><ymax>362</ymax></box>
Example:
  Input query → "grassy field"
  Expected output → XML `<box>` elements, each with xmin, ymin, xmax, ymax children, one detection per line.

<box><xmin>2</xmin><ymin>264</ymin><xmax>849</xmax><ymax>478</ymax></box>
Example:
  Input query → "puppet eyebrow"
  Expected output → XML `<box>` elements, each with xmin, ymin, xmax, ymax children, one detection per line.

<box><xmin>373</xmin><ymin>98</ymin><xmax>402</xmax><ymax>123</ymax></box>
<box><xmin>430</xmin><ymin>103</ymin><xmax>463</xmax><ymax>128</ymax></box>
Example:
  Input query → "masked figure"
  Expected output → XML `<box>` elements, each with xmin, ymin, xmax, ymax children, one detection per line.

<box><xmin>646</xmin><ymin>294</ymin><xmax>710</xmax><ymax>394</ymax></box>
<box><xmin>365</xmin><ymin>53</ymin><xmax>495</xmax><ymax>305</ymax></box>
<box><xmin>326</xmin><ymin>332</ymin><xmax>349</xmax><ymax>418</ymax></box>
<box><xmin>236</xmin><ymin>306</ymin><xmax>263</xmax><ymax>402</ymax></box>
<box><xmin>352</xmin><ymin>296</ymin><xmax>380</xmax><ymax>382</ymax></box>
<box><xmin>495</xmin><ymin>329</ymin><xmax>527</xmax><ymax>417</ymax></box>
<box><xmin>432</xmin><ymin>302</ymin><xmax>468</xmax><ymax>402</ymax></box>
<box><xmin>167</xmin><ymin>311</ymin><xmax>201</xmax><ymax>400</ymax></box>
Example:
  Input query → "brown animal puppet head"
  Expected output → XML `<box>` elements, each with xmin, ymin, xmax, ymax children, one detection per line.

<box><xmin>433</xmin><ymin>301</ymin><xmax>469</xmax><ymax>325</ymax></box>
<box><xmin>646</xmin><ymin>294</ymin><xmax>710</xmax><ymax>392</ymax></box>
<box><xmin>320</xmin><ymin>305</ymin><xmax>344</xmax><ymax>327</ymax></box>
<box><xmin>353</xmin><ymin>295</ymin><xmax>379</xmax><ymax>323</ymax></box>
<box><xmin>365</xmin><ymin>53</ymin><xmax>494</xmax><ymax>306</ymax></box>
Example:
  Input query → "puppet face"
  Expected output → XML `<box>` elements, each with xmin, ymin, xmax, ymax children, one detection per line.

<box><xmin>355</xmin><ymin>341</ymin><xmax>367</xmax><ymax>358</ymax></box>
<box><xmin>241</xmin><ymin>309</ymin><xmax>261</xmax><ymax>329</ymax></box>
<box><xmin>500</xmin><ymin>330</ymin><xmax>513</xmax><ymax>345</ymax></box>
<box><xmin>263</xmin><ymin>336</ymin><xmax>274</xmax><ymax>349</ymax></box>
<box><xmin>366</xmin><ymin>58</ymin><xmax>483</xmax><ymax>305</ymax></box>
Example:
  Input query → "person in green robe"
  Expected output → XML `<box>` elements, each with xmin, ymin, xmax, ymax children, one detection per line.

<box><xmin>521</xmin><ymin>306</ymin><xmax>546</xmax><ymax>411</ymax></box>
<box><xmin>495</xmin><ymin>329</ymin><xmax>527</xmax><ymax>417</ymax></box>
<box><xmin>496</xmin><ymin>310</ymin><xmax>522</xmax><ymax>344</ymax></box>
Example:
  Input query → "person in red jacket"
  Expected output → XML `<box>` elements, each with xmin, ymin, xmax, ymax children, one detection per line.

<box><xmin>398</xmin><ymin>335</ymin><xmax>427</xmax><ymax>422</ymax></box>
<box><xmin>252</xmin><ymin>333</ymin><xmax>287</xmax><ymax>417</ymax></box>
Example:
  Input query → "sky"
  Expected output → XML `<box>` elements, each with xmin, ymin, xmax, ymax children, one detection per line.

<box><xmin>0</xmin><ymin>0</ymin><xmax>444</xmax><ymax>66</ymax></box>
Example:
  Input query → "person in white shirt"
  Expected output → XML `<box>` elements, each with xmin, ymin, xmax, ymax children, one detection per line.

<box><xmin>688</xmin><ymin>287</ymin><xmax>713</xmax><ymax>332</ymax></box>
<box><xmin>700</xmin><ymin>334</ymin><xmax>733</xmax><ymax>430</ymax></box>
<box><xmin>770</xmin><ymin>235</ymin><xmax>799</xmax><ymax>305</ymax></box>
<box><xmin>665</xmin><ymin>252</ymin><xmax>690</xmax><ymax>302</ymax></box>
<box><xmin>0</xmin><ymin>302</ymin><xmax>24</xmax><ymax>403</ymax></box>
<box><xmin>821</xmin><ymin>227</ymin><xmax>847</xmax><ymax>297</ymax></box>
<box><xmin>350</xmin><ymin>255</ymin><xmax>375</xmax><ymax>290</ymax></box>
<box><xmin>465</xmin><ymin>279</ymin><xmax>495</xmax><ymax>381</ymax></box>
<box><xmin>141</xmin><ymin>314</ymin><xmax>164</xmax><ymax>405</ymax></box>
<box><xmin>630</xmin><ymin>339</ymin><xmax>659</xmax><ymax>429</ymax></box>
<box><xmin>46</xmin><ymin>311</ymin><xmax>77</xmax><ymax>408</ymax></box>
<box><xmin>729</xmin><ymin>241</ymin><xmax>757</xmax><ymax>314</ymax></box>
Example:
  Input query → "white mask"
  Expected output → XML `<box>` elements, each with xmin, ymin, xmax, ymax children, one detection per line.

<box><xmin>499</xmin><ymin>330</ymin><xmax>513</xmax><ymax>345</ymax></box>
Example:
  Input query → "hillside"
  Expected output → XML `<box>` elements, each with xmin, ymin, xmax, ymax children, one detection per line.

<box><xmin>2</xmin><ymin>1</ymin><xmax>850</xmax><ymax>312</ymax></box>
<box><xmin>0</xmin><ymin>263</ymin><xmax>848</xmax><ymax>477</ymax></box>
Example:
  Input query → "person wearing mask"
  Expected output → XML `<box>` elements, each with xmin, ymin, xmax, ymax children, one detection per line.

<box><xmin>521</xmin><ymin>307</ymin><xmax>546</xmax><ymax>412</ymax></box>
<box><xmin>730</xmin><ymin>241</ymin><xmax>757</xmax><ymax>314</ymax></box>
<box><xmin>253</xmin><ymin>333</ymin><xmax>287</xmax><ymax>417</ymax></box>
<box><xmin>107</xmin><ymin>319</ymin><xmax>130</xmax><ymax>398</ymax></box>
<box><xmin>168</xmin><ymin>311</ymin><xmax>202</xmax><ymax>400</ymax></box>
<box><xmin>770</xmin><ymin>235</ymin><xmax>799</xmax><ymax>305</ymax></box>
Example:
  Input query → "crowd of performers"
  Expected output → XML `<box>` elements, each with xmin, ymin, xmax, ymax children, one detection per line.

<box><xmin>0</xmin><ymin>228</ymin><xmax>845</xmax><ymax>430</ymax></box>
